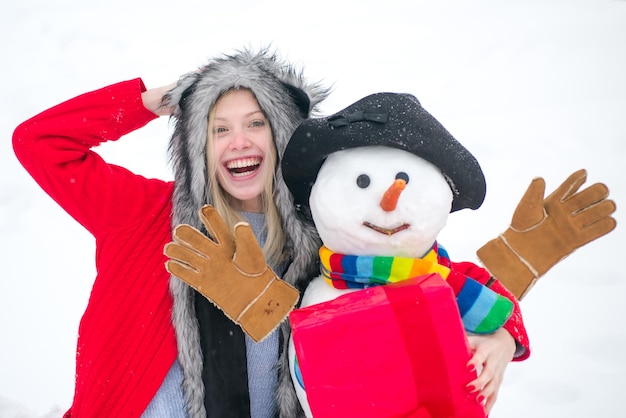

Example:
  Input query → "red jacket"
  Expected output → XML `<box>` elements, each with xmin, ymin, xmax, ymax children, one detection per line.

<box><xmin>13</xmin><ymin>79</ymin><xmax>177</xmax><ymax>417</ymax></box>
<box><xmin>446</xmin><ymin>260</ymin><xmax>530</xmax><ymax>360</ymax></box>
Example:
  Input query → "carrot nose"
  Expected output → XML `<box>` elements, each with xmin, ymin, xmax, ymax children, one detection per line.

<box><xmin>380</xmin><ymin>179</ymin><xmax>407</xmax><ymax>212</ymax></box>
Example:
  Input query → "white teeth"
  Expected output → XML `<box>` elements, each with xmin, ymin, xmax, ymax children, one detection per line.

<box><xmin>226</xmin><ymin>157</ymin><xmax>262</xmax><ymax>177</ymax></box>
<box><xmin>226</xmin><ymin>157</ymin><xmax>261</xmax><ymax>169</ymax></box>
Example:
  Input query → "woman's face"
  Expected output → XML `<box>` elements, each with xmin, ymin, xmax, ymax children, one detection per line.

<box><xmin>209</xmin><ymin>89</ymin><xmax>274</xmax><ymax>212</ymax></box>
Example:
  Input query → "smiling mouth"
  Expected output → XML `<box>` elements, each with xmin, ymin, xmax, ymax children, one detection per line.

<box><xmin>226</xmin><ymin>157</ymin><xmax>262</xmax><ymax>177</ymax></box>
<box><xmin>363</xmin><ymin>222</ymin><xmax>410</xmax><ymax>236</ymax></box>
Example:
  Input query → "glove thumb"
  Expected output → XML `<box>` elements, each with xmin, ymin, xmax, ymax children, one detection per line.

<box><xmin>510</xmin><ymin>177</ymin><xmax>547</xmax><ymax>230</ymax></box>
<box><xmin>232</xmin><ymin>222</ymin><xmax>267</xmax><ymax>274</ymax></box>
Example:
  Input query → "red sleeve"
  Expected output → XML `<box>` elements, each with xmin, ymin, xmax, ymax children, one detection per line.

<box><xmin>12</xmin><ymin>79</ymin><xmax>164</xmax><ymax>237</ymax></box>
<box><xmin>452</xmin><ymin>261</ymin><xmax>530</xmax><ymax>361</ymax></box>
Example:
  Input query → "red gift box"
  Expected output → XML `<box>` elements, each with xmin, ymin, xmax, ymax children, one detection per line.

<box><xmin>290</xmin><ymin>273</ymin><xmax>486</xmax><ymax>418</ymax></box>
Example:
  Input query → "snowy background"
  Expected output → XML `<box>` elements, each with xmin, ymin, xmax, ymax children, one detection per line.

<box><xmin>1</xmin><ymin>0</ymin><xmax>624</xmax><ymax>416</ymax></box>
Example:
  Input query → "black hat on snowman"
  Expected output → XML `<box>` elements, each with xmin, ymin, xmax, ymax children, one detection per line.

<box><xmin>281</xmin><ymin>92</ymin><xmax>486</xmax><ymax>215</ymax></box>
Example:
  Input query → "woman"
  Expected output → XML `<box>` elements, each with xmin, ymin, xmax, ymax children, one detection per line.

<box><xmin>13</xmin><ymin>47</ymin><xmax>527</xmax><ymax>417</ymax></box>
<box><xmin>13</xmin><ymin>48</ymin><xmax>327</xmax><ymax>418</ymax></box>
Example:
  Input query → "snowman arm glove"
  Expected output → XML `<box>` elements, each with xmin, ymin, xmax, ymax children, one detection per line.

<box><xmin>164</xmin><ymin>205</ymin><xmax>299</xmax><ymax>342</ymax></box>
<box><xmin>477</xmin><ymin>169</ymin><xmax>616</xmax><ymax>300</ymax></box>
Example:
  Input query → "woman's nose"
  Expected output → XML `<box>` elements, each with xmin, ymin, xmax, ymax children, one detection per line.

<box><xmin>380</xmin><ymin>178</ymin><xmax>406</xmax><ymax>211</ymax></box>
<box><xmin>229</xmin><ymin>129</ymin><xmax>251</xmax><ymax>150</ymax></box>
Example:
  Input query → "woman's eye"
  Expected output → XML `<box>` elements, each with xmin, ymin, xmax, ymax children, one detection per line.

<box><xmin>214</xmin><ymin>126</ymin><xmax>228</xmax><ymax>135</ymax></box>
<box><xmin>250</xmin><ymin>120</ymin><xmax>266</xmax><ymax>128</ymax></box>
<box><xmin>356</xmin><ymin>174</ymin><xmax>370</xmax><ymax>188</ymax></box>
<box><xmin>396</xmin><ymin>171</ymin><xmax>409</xmax><ymax>184</ymax></box>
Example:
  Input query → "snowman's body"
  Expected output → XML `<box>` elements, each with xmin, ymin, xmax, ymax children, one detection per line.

<box><xmin>288</xmin><ymin>146</ymin><xmax>453</xmax><ymax>417</ymax></box>
<box><xmin>287</xmin><ymin>276</ymin><xmax>352</xmax><ymax>417</ymax></box>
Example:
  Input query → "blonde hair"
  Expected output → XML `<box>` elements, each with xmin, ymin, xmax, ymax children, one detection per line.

<box><xmin>206</xmin><ymin>89</ymin><xmax>287</xmax><ymax>265</ymax></box>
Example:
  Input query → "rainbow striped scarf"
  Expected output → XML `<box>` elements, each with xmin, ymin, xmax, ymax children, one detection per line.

<box><xmin>319</xmin><ymin>243</ymin><xmax>513</xmax><ymax>334</ymax></box>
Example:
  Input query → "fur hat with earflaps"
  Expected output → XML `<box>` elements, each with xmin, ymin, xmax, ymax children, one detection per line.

<box><xmin>162</xmin><ymin>47</ymin><xmax>330</xmax><ymax>418</ymax></box>
<box><xmin>282</xmin><ymin>92</ymin><xmax>486</xmax><ymax>217</ymax></box>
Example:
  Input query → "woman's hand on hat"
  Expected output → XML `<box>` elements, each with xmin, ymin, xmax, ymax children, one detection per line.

<box><xmin>142</xmin><ymin>82</ymin><xmax>177</xmax><ymax>116</ymax></box>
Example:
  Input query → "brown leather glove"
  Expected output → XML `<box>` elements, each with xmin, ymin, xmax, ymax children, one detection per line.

<box><xmin>164</xmin><ymin>205</ymin><xmax>299</xmax><ymax>342</ymax></box>
<box><xmin>477</xmin><ymin>169</ymin><xmax>616</xmax><ymax>300</ymax></box>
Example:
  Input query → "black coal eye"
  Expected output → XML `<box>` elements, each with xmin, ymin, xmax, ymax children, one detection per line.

<box><xmin>356</xmin><ymin>174</ymin><xmax>370</xmax><ymax>188</ymax></box>
<box><xmin>396</xmin><ymin>172</ymin><xmax>409</xmax><ymax>184</ymax></box>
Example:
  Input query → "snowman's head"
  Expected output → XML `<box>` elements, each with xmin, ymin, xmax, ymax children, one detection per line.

<box><xmin>282</xmin><ymin>92</ymin><xmax>486</xmax><ymax>224</ymax></box>
<box><xmin>310</xmin><ymin>146</ymin><xmax>452</xmax><ymax>257</ymax></box>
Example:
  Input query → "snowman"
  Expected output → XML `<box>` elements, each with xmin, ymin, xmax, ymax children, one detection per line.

<box><xmin>281</xmin><ymin>92</ymin><xmax>520</xmax><ymax>417</ymax></box>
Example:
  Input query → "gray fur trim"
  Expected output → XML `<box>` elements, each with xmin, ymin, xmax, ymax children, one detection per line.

<box><xmin>164</xmin><ymin>47</ymin><xmax>329</xmax><ymax>417</ymax></box>
<box><xmin>169</xmin><ymin>278</ymin><xmax>205</xmax><ymax>418</ymax></box>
